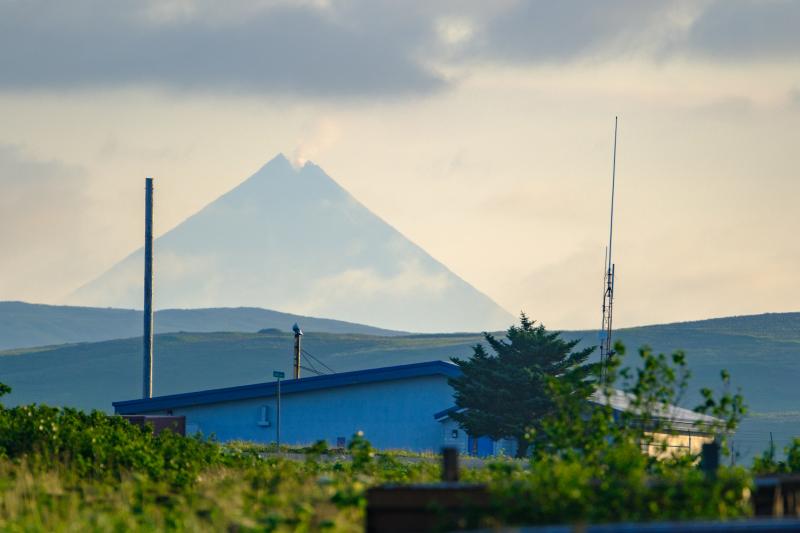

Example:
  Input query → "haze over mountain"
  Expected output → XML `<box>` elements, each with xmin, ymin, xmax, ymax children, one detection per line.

<box><xmin>68</xmin><ymin>155</ymin><xmax>513</xmax><ymax>332</ymax></box>
<box><xmin>0</xmin><ymin>301</ymin><xmax>405</xmax><ymax>351</ymax></box>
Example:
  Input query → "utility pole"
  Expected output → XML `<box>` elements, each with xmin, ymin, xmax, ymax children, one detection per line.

<box><xmin>273</xmin><ymin>370</ymin><xmax>285</xmax><ymax>449</ymax></box>
<box><xmin>292</xmin><ymin>323</ymin><xmax>303</xmax><ymax>379</ymax></box>
<box><xmin>143</xmin><ymin>177</ymin><xmax>154</xmax><ymax>399</ymax></box>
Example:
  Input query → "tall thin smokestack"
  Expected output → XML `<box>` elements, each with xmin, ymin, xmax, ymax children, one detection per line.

<box><xmin>143</xmin><ymin>177</ymin><xmax>154</xmax><ymax>399</ymax></box>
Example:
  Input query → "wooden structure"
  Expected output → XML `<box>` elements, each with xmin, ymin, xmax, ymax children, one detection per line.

<box><xmin>121</xmin><ymin>415</ymin><xmax>185</xmax><ymax>436</ymax></box>
<box><xmin>753</xmin><ymin>474</ymin><xmax>800</xmax><ymax>517</ymax></box>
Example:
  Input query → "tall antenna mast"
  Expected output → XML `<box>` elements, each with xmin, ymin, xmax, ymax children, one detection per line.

<box><xmin>600</xmin><ymin>117</ymin><xmax>618</xmax><ymax>382</ymax></box>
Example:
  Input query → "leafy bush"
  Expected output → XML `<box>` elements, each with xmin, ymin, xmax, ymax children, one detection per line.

<box><xmin>753</xmin><ymin>437</ymin><xmax>800</xmax><ymax>474</ymax></box>
<box><xmin>0</xmin><ymin>403</ymin><xmax>229</xmax><ymax>488</ymax></box>
<box><xmin>532</xmin><ymin>341</ymin><xmax>745</xmax><ymax>463</ymax></box>
<box><xmin>471</xmin><ymin>452</ymin><xmax>752</xmax><ymax>525</ymax></box>
<box><xmin>464</xmin><ymin>341</ymin><xmax>754</xmax><ymax>526</ymax></box>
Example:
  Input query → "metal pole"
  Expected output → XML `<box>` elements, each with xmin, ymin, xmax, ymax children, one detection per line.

<box><xmin>143</xmin><ymin>177</ymin><xmax>154</xmax><ymax>399</ymax></box>
<box><xmin>276</xmin><ymin>378</ymin><xmax>281</xmax><ymax>449</ymax></box>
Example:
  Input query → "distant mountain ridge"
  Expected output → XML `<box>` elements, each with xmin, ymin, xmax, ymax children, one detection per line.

<box><xmin>0</xmin><ymin>301</ymin><xmax>405</xmax><ymax>351</ymax></box>
<box><xmin>67</xmin><ymin>154</ymin><xmax>513</xmax><ymax>332</ymax></box>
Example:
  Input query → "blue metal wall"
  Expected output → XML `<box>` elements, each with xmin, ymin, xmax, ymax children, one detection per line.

<box><xmin>148</xmin><ymin>375</ymin><xmax>456</xmax><ymax>452</ymax></box>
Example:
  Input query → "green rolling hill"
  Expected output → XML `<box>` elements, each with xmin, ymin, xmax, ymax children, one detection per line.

<box><xmin>1</xmin><ymin>311</ymin><xmax>798</xmax><ymax>462</ymax></box>
<box><xmin>0</xmin><ymin>301</ymin><xmax>405</xmax><ymax>351</ymax></box>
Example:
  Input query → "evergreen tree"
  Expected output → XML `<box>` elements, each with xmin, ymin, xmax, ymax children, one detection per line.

<box><xmin>449</xmin><ymin>313</ymin><xmax>598</xmax><ymax>457</ymax></box>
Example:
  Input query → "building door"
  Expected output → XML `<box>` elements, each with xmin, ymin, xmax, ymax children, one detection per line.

<box><xmin>468</xmin><ymin>435</ymin><xmax>494</xmax><ymax>457</ymax></box>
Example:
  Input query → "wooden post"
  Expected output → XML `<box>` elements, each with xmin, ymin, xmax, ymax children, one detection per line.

<box><xmin>442</xmin><ymin>447</ymin><xmax>459</xmax><ymax>482</ymax></box>
<box><xmin>700</xmin><ymin>440</ymin><xmax>720</xmax><ymax>479</ymax></box>
<box><xmin>292</xmin><ymin>323</ymin><xmax>302</xmax><ymax>379</ymax></box>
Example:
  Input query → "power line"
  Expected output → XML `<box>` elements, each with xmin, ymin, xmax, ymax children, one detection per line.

<box><xmin>302</xmin><ymin>355</ymin><xmax>324</xmax><ymax>375</ymax></box>
<box><xmin>299</xmin><ymin>365</ymin><xmax>324</xmax><ymax>376</ymax></box>
<box><xmin>301</xmin><ymin>348</ymin><xmax>336</xmax><ymax>374</ymax></box>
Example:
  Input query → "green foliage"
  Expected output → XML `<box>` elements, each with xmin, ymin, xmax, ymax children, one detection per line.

<box><xmin>536</xmin><ymin>341</ymin><xmax>746</xmax><ymax>462</ymax></box>
<box><xmin>473</xmin><ymin>452</ymin><xmax>752</xmax><ymax>525</ymax></box>
<box><xmin>449</xmin><ymin>313</ymin><xmax>598</xmax><ymax>457</ymax></box>
<box><xmin>347</xmin><ymin>431</ymin><xmax>375</xmax><ymax>472</ymax></box>
<box><xmin>753</xmin><ymin>438</ymin><xmax>781</xmax><ymax>473</ymax></box>
<box><xmin>509</xmin><ymin>340</ymin><xmax>754</xmax><ymax>525</ymax></box>
<box><xmin>695</xmin><ymin>369</ymin><xmax>747</xmax><ymax>453</ymax></box>
<box><xmin>0</xmin><ymin>404</ymin><xmax>228</xmax><ymax>488</ymax></box>
<box><xmin>753</xmin><ymin>437</ymin><xmax>800</xmax><ymax>474</ymax></box>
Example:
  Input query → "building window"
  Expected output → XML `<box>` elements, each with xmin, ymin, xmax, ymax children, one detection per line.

<box><xmin>451</xmin><ymin>429</ymin><xmax>459</xmax><ymax>439</ymax></box>
<box><xmin>257</xmin><ymin>406</ymin><xmax>271</xmax><ymax>427</ymax></box>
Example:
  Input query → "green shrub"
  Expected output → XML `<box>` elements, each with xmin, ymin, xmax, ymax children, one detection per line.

<box><xmin>753</xmin><ymin>437</ymin><xmax>800</xmax><ymax>474</ymax></box>
<box><xmin>0</xmin><ymin>404</ymin><xmax>228</xmax><ymax>487</ymax></box>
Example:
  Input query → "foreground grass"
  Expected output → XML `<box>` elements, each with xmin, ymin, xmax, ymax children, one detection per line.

<box><xmin>0</xmin><ymin>386</ymin><xmax>755</xmax><ymax>531</ymax></box>
<box><xmin>0</xmin><ymin>451</ymin><xmax>443</xmax><ymax>532</ymax></box>
<box><xmin>1</xmin><ymin>461</ymin><xmax>350</xmax><ymax>531</ymax></box>
<box><xmin>0</xmin><ymin>447</ymin><xmax>754</xmax><ymax>532</ymax></box>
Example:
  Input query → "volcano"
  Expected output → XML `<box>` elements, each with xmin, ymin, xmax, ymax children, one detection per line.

<box><xmin>69</xmin><ymin>155</ymin><xmax>513</xmax><ymax>332</ymax></box>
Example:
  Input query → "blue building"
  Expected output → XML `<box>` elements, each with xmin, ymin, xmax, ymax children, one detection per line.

<box><xmin>114</xmin><ymin>361</ymin><xmax>513</xmax><ymax>456</ymax></box>
<box><xmin>113</xmin><ymin>360</ymin><xmax>714</xmax><ymax>457</ymax></box>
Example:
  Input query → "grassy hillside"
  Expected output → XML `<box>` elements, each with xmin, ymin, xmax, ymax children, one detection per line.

<box><xmin>0</xmin><ymin>301</ymin><xmax>405</xmax><ymax>350</ymax></box>
<box><xmin>2</xmin><ymin>324</ymin><xmax>792</xmax><ymax>413</ymax></box>
<box><xmin>0</xmin><ymin>330</ymin><xmax>482</xmax><ymax>410</ymax></box>
<box><xmin>1</xmin><ymin>312</ymin><xmax>798</xmax><ymax>461</ymax></box>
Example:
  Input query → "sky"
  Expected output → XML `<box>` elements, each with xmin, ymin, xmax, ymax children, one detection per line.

<box><xmin>1</xmin><ymin>0</ymin><xmax>799</xmax><ymax>330</ymax></box>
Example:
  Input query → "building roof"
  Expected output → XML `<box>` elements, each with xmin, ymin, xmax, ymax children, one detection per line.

<box><xmin>113</xmin><ymin>360</ymin><xmax>460</xmax><ymax>414</ymax></box>
<box><xmin>115</xmin><ymin>360</ymin><xmax>719</xmax><ymax>433</ymax></box>
<box><xmin>434</xmin><ymin>405</ymin><xmax>463</xmax><ymax>420</ymax></box>
<box><xmin>590</xmin><ymin>388</ymin><xmax>720</xmax><ymax>432</ymax></box>
<box><xmin>435</xmin><ymin>388</ymin><xmax>719</xmax><ymax>433</ymax></box>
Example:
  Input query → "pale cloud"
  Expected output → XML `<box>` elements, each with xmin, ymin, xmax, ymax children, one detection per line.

<box><xmin>309</xmin><ymin>260</ymin><xmax>453</xmax><ymax>304</ymax></box>
<box><xmin>0</xmin><ymin>146</ymin><xmax>94</xmax><ymax>301</ymax></box>
<box><xmin>436</xmin><ymin>17</ymin><xmax>476</xmax><ymax>48</ymax></box>
<box><xmin>291</xmin><ymin>119</ymin><xmax>343</xmax><ymax>168</ymax></box>
<box><xmin>503</xmin><ymin>246</ymin><xmax>604</xmax><ymax>331</ymax></box>
<box><xmin>791</xmin><ymin>88</ymin><xmax>800</xmax><ymax>107</ymax></box>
